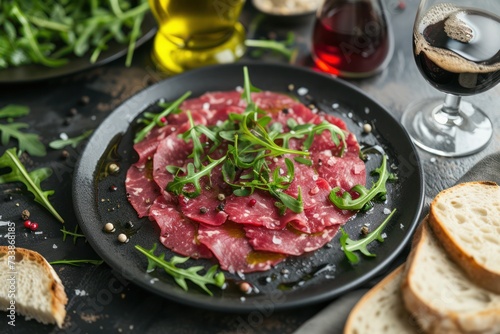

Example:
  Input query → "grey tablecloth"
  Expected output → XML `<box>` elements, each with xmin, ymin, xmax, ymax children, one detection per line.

<box><xmin>292</xmin><ymin>152</ymin><xmax>500</xmax><ymax>334</ymax></box>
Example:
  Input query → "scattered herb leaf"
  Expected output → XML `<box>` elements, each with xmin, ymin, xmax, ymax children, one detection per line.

<box><xmin>0</xmin><ymin>105</ymin><xmax>30</xmax><ymax>119</ymax></box>
<box><xmin>49</xmin><ymin>130</ymin><xmax>93</xmax><ymax>149</ymax></box>
<box><xmin>0</xmin><ymin>122</ymin><xmax>46</xmax><ymax>157</ymax></box>
<box><xmin>329</xmin><ymin>154</ymin><xmax>395</xmax><ymax>211</ymax></box>
<box><xmin>0</xmin><ymin>148</ymin><xmax>64</xmax><ymax>223</ymax></box>
<box><xmin>340</xmin><ymin>208</ymin><xmax>396</xmax><ymax>264</ymax></box>
<box><xmin>135</xmin><ymin>244</ymin><xmax>225</xmax><ymax>296</ymax></box>
<box><xmin>61</xmin><ymin>225</ymin><xmax>86</xmax><ymax>244</ymax></box>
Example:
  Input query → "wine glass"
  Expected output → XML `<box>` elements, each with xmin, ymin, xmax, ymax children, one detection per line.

<box><xmin>401</xmin><ymin>0</ymin><xmax>500</xmax><ymax>157</ymax></box>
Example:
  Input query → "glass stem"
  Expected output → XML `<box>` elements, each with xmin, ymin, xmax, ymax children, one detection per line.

<box><xmin>433</xmin><ymin>94</ymin><xmax>463</xmax><ymax>126</ymax></box>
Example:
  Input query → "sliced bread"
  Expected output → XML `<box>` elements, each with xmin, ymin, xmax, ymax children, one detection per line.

<box><xmin>401</xmin><ymin>218</ymin><xmax>500</xmax><ymax>334</ymax></box>
<box><xmin>344</xmin><ymin>265</ymin><xmax>423</xmax><ymax>334</ymax></box>
<box><xmin>429</xmin><ymin>181</ymin><xmax>500</xmax><ymax>293</ymax></box>
<box><xmin>0</xmin><ymin>246</ymin><xmax>67</xmax><ymax>328</ymax></box>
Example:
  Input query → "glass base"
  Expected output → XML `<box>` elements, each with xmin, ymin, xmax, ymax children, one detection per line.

<box><xmin>401</xmin><ymin>97</ymin><xmax>493</xmax><ymax>157</ymax></box>
<box><xmin>151</xmin><ymin>23</ymin><xmax>246</xmax><ymax>75</ymax></box>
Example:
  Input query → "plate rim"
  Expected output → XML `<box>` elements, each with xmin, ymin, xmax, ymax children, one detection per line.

<box><xmin>73</xmin><ymin>62</ymin><xmax>425</xmax><ymax>311</ymax></box>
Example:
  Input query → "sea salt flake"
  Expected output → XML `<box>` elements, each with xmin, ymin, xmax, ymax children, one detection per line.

<box><xmin>53</xmin><ymin>244</ymin><xmax>58</xmax><ymax>249</ymax></box>
<box><xmin>383</xmin><ymin>208</ymin><xmax>391</xmax><ymax>215</ymax></box>
<box><xmin>59</xmin><ymin>133</ymin><xmax>69</xmax><ymax>140</ymax></box>
<box><xmin>297</xmin><ymin>87</ymin><xmax>308</xmax><ymax>96</ymax></box>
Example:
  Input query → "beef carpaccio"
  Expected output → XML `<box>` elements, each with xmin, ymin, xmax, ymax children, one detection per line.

<box><xmin>125</xmin><ymin>90</ymin><xmax>366</xmax><ymax>273</ymax></box>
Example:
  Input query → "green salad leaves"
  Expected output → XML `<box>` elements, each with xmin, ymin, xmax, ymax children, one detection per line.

<box><xmin>0</xmin><ymin>0</ymin><xmax>149</xmax><ymax>69</ymax></box>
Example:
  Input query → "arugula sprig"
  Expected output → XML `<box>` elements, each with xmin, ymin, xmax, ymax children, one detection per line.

<box><xmin>166</xmin><ymin>157</ymin><xmax>226</xmax><ymax>198</ymax></box>
<box><xmin>135</xmin><ymin>244</ymin><xmax>225</xmax><ymax>296</ymax></box>
<box><xmin>329</xmin><ymin>154</ymin><xmax>396</xmax><ymax>211</ymax></box>
<box><xmin>279</xmin><ymin>118</ymin><xmax>346</xmax><ymax>155</ymax></box>
<box><xmin>340</xmin><ymin>208</ymin><xmax>396</xmax><ymax>264</ymax></box>
<box><xmin>134</xmin><ymin>91</ymin><xmax>190</xmax><ymax>144</ymax></box>
<box><xmin>0</xmin><ymin>105</ymin><xmax>30</xmax><ymax>119</ymax></box>
<box><xmin>0</xmin><ymin>148</ymin><xmax>64</xmax><ymax>223</ymax></box>
<box><xmin>49</xmin><ymin>130</ymin><xmax>93</xmax><ymax>149</ymax></box>
<box><xmin>0</xmin><ymin>105</ymin><xmax>46</xmax><ymax>157</ymax></box>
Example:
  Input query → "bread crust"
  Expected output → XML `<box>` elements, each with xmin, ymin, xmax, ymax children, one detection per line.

<box><xmin>401</xmin><ymin>218</ymin><xmax>500</xmax><ymax>334</ymax></box>
<box><xmin>429</xmin><ymin>181</ymin><xmax>500</xmax><ymax>294</ymax></box>
<box><xmin>0</xmin><ymin>246</ymin><xmax>67</xmax><ymax>328</ymax></box>
<box><xmin>344</xmin><ymin>265</ymin><xmax>423</xmax><ymax>334</ymax></box>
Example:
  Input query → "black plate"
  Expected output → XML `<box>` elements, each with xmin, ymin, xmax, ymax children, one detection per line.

<box><xmin>0</xmin><ymin>14</ymin><xmax>156</xmax><ymax>84</ymax></box>
<box><xmin>73</xmin><ymin>63</ymin><xmax>424</xmax><ymax>311</ymax></box>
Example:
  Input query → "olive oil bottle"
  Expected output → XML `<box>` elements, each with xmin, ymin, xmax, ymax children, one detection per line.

<box><xmin>149</xmin><ymin>0</ymin><xmax>246</xmax><ymax>74</ymax></box>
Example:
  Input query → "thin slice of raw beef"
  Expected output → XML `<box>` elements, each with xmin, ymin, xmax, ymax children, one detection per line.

<box><xmin>148</xmin><ymin>196</ymin><xmax>212</xmax><ymax>259</ymax></box>
<box><xmin>197</xmin><ymin>222</ymin><xmax>285</xmax><ymax>273</ymax></box>
<box><xmin>125</xmin><ymin>162</ymin><xmax>161</xmax><ymax>218</ymax></box>
<box><xmin>244</xmin><ymin>224</ymin><xmax>340</xmax><ymax>256</ymax></box>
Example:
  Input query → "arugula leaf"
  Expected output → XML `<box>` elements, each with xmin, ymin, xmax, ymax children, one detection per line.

<box><xmin>340</xmin><ymin>208</ymin><xmax>396</xmax><ymax>264</ymax></box>
<box><xmin>0</xmin><ymin>148</ymin><xmax>64</xmax><ymax>223</ymax></box>
<box><xmin>167</xmin><ymin>157</ymin><xmax>226</xmax><ymax>198</ymax></box>
<box><xmin>135</xmin><ymin>244</ymin><xmax>225</xmax><ymax>296</ymax></box>
<box><xmin>329</xmin><ymin>154</ymin><xmax>395</xmax><ymax>211</ymax></box>
<box><xmin>0</xmin><ymin>105</ymin><xmax>30</xmax><ymax>119</ymax></box>
<box><xmin>49</xmin><ymin>130</ymin><xmax>93</xmax><ymax>149</ymax></box>
<box><xmin>0</xmin><ymin>122</ymin><xmax>46</xmax><ymax>157</ymax></box>
<box><xmin>134</xmin><ymin>91</ymin><xmax>191</xmax><ymax>144</ymax></box>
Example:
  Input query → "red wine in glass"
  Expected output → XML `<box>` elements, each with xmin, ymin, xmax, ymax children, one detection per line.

<box><xmin>312</xmin><ymin>0</ymin><xmax>392</xmax><ymax>78</ymax></box>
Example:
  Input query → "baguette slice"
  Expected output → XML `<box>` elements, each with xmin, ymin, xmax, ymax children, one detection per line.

<box><xmin>0</xmin><ymin>246</ymin><xmax>67</xmax><ymax>328</ymax></box>
<box><xmin>401</xmin><ymin>219</ymin><xmax>500</xmax><ymax>334</ymax></box>
<box><xmin>344</xmin><ymin>265</ymin><xmax>423</xmax><ymax>334</ymax></box>
<box><xmin>429</xmin><ymin>181</ymin><xmax>500</xmax><ymax>293</ymax></box>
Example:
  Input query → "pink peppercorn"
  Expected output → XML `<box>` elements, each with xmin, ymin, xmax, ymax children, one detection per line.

<box><xmin>160</xmin><ymin>117</ymin><xmax>167</xmax><ymax>124</ymax></box>
<box><xmin>24</xmin><ymin>220</ymin><xmax>32</xmax><ymax>229</ymax></box>
<box><xmin>29</xmin><ymin>222</ymin><xmax>39</xmax><ymax>231</ymax></box>
<box><xmin>248</xmin><ymin>199</ymin><xmax>257</xmax><ymax>207</ymax></box>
